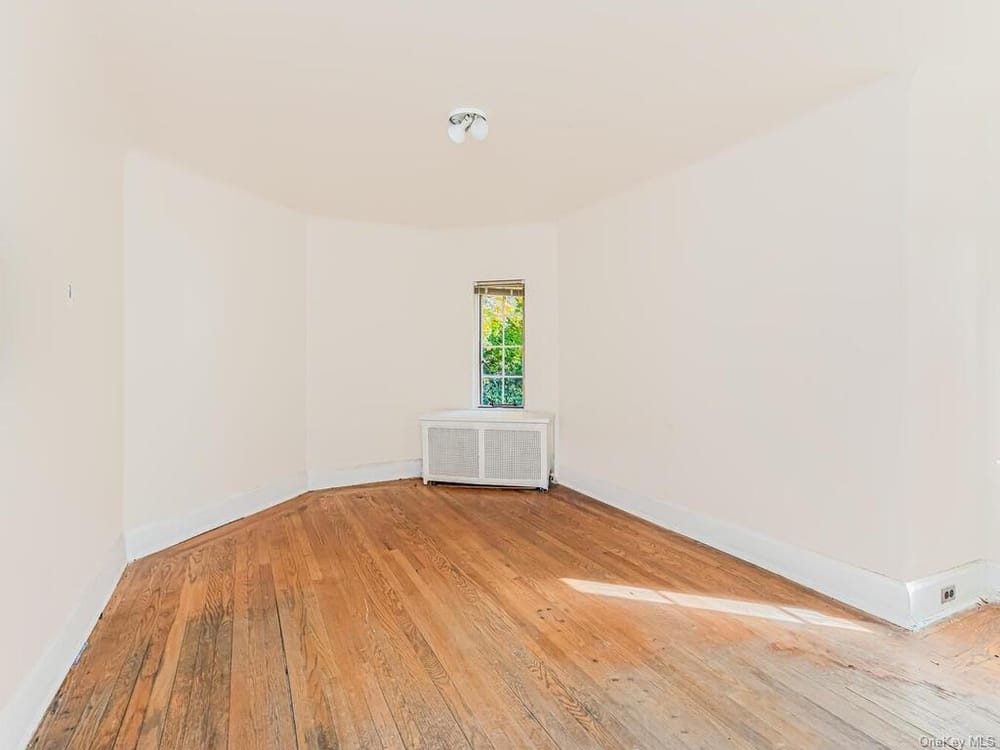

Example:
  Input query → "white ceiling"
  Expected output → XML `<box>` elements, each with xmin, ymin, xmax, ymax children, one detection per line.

<box><xmin>103</xmin><ymin>0</ymin><xmax>920</xmax><ymax>227</ymax></box>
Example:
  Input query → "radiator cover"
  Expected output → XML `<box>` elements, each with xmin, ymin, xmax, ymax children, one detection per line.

<box><xmin>420</xmin><ymin>410</ymin><xmax>554</xmax><ymax>489</ymax></box>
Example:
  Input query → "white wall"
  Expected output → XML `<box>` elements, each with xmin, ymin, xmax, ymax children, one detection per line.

<box><xmin>899</xmin><ymin>65</ymin><xmax>992</xmax><ymax>579</ymax></box>
<box><xmin>892</xmin><ymin>1</ymin><xmax>1000</xmax><ymax>577</ymax></box>
<box><xmin>557</xmin><ymin>77</ymin><xmax>917</xmax><ymax>581</ymax></box>
<box><xmin>123</xmin><ymin>153</ymin><xmax>307</xmax><ymax>554</ymax></box>
<box><xmin>306</xmin><ymin>219</ymin><xmax>558</xmax><ymax>483</ymax></box>
<box><xmin>122</xmin><ymin>161</ymin><xmax>559</xmax><ymax>550</ymax></box>
<box><xmin>0</xmin><ymin>3</ymin><xmax>127</xmax><ymax>746</ymax></box>
<box><xmin>987</xmin><ymin>112</ymin><xmax>1000</xmax><ymax>566</ymax></box>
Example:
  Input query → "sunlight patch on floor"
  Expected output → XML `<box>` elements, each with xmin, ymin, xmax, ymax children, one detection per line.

<box><xmin>561</xmin><ymin>578</ymin><xmax>870</xmax><ymax>632</ymax></box>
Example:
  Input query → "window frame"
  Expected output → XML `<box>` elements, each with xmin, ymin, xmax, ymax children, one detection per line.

<box><xmin>476</xmin><ymin>281</ymin><xmax>525</xmax><ymax>409</ymax></box>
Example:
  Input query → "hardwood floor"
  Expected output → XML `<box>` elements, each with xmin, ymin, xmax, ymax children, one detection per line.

<box><xmin>29</xmin><ymin>480</ymin><xmax>1000</xmax><ymax>749</ymax></box>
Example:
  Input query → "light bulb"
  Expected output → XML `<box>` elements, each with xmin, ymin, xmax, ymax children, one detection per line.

<box><xmin>469</xmin><ymin>116</ymin><xmax>489</xmax><ymax>141</ymax></box>
<box><xmin>448</xmin><ymin>119</ymin><xmax>468</xmax><ymax>144</ymax></box>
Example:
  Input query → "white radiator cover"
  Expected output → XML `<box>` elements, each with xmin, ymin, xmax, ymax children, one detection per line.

<box><xmin>420</xmin><ymin>410</ymin><xmax>555</xmax><ymax>489</ymax></box>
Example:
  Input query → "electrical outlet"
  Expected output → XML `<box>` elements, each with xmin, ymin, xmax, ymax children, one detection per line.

<box><xmin>940</xmin><ymin>585</ymin><xmax>956</xmax><ymax>604</ymax></box>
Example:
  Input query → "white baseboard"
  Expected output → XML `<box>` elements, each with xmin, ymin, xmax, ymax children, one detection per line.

<box><xmin>124</xmin><ymin>462</ymin><xmax>423</xmax><ymax>560</ymax></box>
<box><xmin>557</xmin><ymin>467</ymin><xmax>997</xmax><ymax>630</ymax></box>
<box><xmin>907</xmin><ymin>560</ymin><xmax>998</xmax><ymax>628</ymax></box>
<box><xmin>308</xmin><ymin>458</ymin><xmax>422</xmax><ymax>492</ymax></box>
<box><xmin>0</xmin><ymin>535</ymin><xmax>127</xmax><ymax>750</ymax></box>
<box><xmin>990</xmin><ymin>560</ymin><xmax>1000</xmax><ymax>595</ymax></box>
<box><xmin>125</xmin><ymin>472</ymin><xmax>308</xmax><ymax>560</ymax></box>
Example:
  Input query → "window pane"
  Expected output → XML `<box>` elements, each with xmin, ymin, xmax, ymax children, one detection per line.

<box><xmin>504</xmin><ymin>296</ymin><xmax>524</xmax><ymax>346</ymax></box>
<box><xmin>505</xmin><ymin>346</ymin><xmax>523</xmax><ymax>376</ymax></box>
<box><xmin>482</xmin><ymin>377</ymin><xmax>504</xmax><ymax>406</ymax></box>
<box><xmin>482</xmin><ymin>347</ymin><xmax>503</xmax><ymax>376</ymax></box>
<box><xmin>481</xmin><ymin>296</ymin><xmax>505</xmax><ymax>347</ymax></box>
<box><xmin>505</xmin><ymin>377</ymin><xmax>523</xmax><ymax>406</ymax></box>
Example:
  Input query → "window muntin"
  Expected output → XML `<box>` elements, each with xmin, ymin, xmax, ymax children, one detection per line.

<box><xmin>477</xmin><ymin>281</ymin><xmax>524</xmax><ymax>407</ymax></box>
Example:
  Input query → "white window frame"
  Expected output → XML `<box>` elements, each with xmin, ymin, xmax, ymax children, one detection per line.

<box><xmin>474</xmin><ymin>282</ymin><xmax>525</xmax><ymax>409</ymax></box>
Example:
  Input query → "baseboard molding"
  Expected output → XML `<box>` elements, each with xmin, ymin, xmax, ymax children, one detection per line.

<box><xmin>557</xmin><ymin>467</ymin><xmax>997</xmax><ymax>630</ymax></box>
<box><xmin>0</xmin><ymin>535</ymin><xmax>127</xmax><ymax>750</ymax></box>
<box><xmin>989</xmin><ymin>560</ymin><xmax>1000</xmax><ymax>595</ymax></box>
<box><xmin>907</xmin><ymin>559</ymin><xmax>999</xmax><ymax>628</ymax></box>
<box><xmin>125</xmin><ymin>471</ymin><xmax>308</xmax><ymax>560</ymax></box>
<box><xmin>308</xmin><ymin>459</ymin><xmax>422</xmax><ymax>492</ymax></box>
<box><xmin>125</xmin><ymin>462</ymin><xmax>424</xmax><ymax>560</ymax></box>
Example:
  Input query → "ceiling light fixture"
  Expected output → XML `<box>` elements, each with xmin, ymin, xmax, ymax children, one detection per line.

<box><xmin>448</xmin><ymin>107</ymin><xmax>488</xmax><ymax>144</ymax></box>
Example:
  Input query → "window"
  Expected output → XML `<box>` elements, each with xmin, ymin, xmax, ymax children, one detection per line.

<box><xmin>476</xmin><ymin>280</ymin><xmax>524</xmax><ymax>407</ymax></box>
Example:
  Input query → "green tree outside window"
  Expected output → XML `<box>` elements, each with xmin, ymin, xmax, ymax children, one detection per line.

<box><xmin>480</xmin><ymin>292</ymin><xmax>524</xmax><ymax>407</ymax></box>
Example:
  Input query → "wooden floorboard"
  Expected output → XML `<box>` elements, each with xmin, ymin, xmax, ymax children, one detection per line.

<box><xmin>28</xmin><ymin>479</ymin><xmax>1000</xmax><ymax>749</ymax></box>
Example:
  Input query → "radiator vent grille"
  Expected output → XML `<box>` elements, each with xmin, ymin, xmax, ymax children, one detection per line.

<box><xmin>427</xmin><ymin>427</ymin><xmax>479</xmax><ymax>478</ymax></box>
<box><xmin>484</xmin><ymin>429</ymin><xmax>541</xmax><ymax>482</ymax></box>
<box><xmin>420</xmin><ymin>412</ymin><xmax>552</xmax><ymax>489</ymax></box>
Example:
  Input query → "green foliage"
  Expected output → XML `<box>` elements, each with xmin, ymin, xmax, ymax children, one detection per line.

<box><xmin>506</xmin><ymin>347</ymin><xmax>523</xmax><ymax>376</ymax></box>
<box><xmin>506</xmin><ymin>377</ymin><xmax>523</xmax><ymax>404</ymax></box>
<box><xmin>482</xmin><ymin>378</ymin><xmax>504</xmax><ymax>405</ymax></box>
<box><xmin>480</xmin><ymin>295</ymin><xmax>524</xmax><ymax>407</ymax></box>
<box><xmin>482</xmin><ymin>347</ymin><xmax>503</xmax><ymax>375</ymax></box>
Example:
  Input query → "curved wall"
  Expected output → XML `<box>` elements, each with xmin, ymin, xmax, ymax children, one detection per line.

<box><xmin>122</xmin><ymin>155</ymin><xmax>559</xmax><ymax>554</ymax></box>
